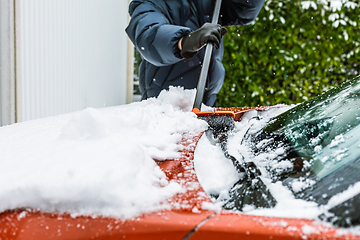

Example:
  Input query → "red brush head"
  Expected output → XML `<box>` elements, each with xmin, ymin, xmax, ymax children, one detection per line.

<box><xmin>192</xmin><ymin>108</ymin><xmax>235</xmax><ymax>119</ymax></box>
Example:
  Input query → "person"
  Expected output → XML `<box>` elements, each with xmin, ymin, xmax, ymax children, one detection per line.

<box><xmin>126</xmin><ymin>0</ymin><xmax>264</xmax><ymax>107</ymax></box>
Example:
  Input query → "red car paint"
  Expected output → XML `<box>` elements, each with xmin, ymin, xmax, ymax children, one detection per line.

<box><xmin>0</xmin><ymin>107</ymin><xmax>359</xmax><ymax>240</ymax></box>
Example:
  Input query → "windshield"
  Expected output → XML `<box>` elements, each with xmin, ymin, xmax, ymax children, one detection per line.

<box><xmin>248</xmin><ymin>76</ymin><xmax>360</xmax><ymax>181</ymax></box>
<box><xmin>194</xmin><ymin>77</ymin><xmax>360</xmax><ymax>228</ymax></box>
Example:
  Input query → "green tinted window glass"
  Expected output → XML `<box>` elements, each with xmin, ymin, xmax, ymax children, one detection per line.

<box><xmin>263</xmin><ymin>77</ymin><xmax>360</xmax><ymax>178</ymax></box>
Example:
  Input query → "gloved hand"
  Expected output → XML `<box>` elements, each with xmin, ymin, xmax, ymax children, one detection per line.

<box><xmin>180</xmin><ymin>23</ymin><xmax>227</xmax><ymax>59</ymax></box>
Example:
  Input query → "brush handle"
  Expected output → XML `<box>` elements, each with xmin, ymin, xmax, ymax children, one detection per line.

<box><xmin>193</xmin><ymin>0</ymin><xmax>222</xmax><ymax>110</ymax></box>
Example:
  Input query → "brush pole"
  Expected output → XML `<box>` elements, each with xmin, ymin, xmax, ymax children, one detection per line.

<box><xmin>193</xmin><ymin>0</ymin><xmax>222</xmax><ymax>110</ymax></box>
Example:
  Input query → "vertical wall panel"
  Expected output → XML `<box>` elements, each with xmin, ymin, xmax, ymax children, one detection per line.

<box><xmin>0</xmin><ymin>0</ymin><xmax>16</xmax><ymax>126</ymax></box>
<box><xmin>18</xmin><ymin>0</ymin><xmax>129</xmax><ymax>121</ymax></box>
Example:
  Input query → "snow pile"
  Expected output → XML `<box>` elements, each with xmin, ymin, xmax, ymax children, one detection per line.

<box><xmin>194</xmin><ymin>105</ymin><xmax>360</xmax><ymax>234</ymax></box>
<box><xmin>194</xmin><ymin>135</ymin><xmax>243</xmax><ymax>200</ymax></box>
<box><xmin>194</xmin><ymin>106</ymin><xmax>322</xmax><ymax>219</ymax></box>
<box><xmin>0</xmin><ymin>87</ymin><xmax>207</xmax><ymax>219</ymax></box>
<box><xmin>195</xmin><ymin>107</ymin><xmax>333</xmax><ymax>218</ymax></box>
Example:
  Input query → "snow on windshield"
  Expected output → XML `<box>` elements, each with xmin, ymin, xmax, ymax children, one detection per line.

<box><xmin>194</xmin><ymin>105</ymin><xmax>360</xmax><ymax>234</ymax></box>
<box><xmin>194</xmin><ymin>106</ymin><xmax>321</xmax><ymax>219</ymax></box>
<box><xmin>226</xmin><ymin>107</ymin><xmax>323</xmax><ymax>218</ymax></box>
<box><xmin>0</xmin><ymin>86</ymin><xmax>207</xmax><ymax>219</ymax></box>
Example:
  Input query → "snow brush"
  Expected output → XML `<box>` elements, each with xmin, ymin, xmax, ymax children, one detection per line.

<box><xmin>192</xmin><ymin>0</ymin><xmax>235</xmax><ymax>137</ymax></box>
<box><xmin>191</xmin><ymin>0</ymin><xmax>276</xmax><ymax>210</ymax></box>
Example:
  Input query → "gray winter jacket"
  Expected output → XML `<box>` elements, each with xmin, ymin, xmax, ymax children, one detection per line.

<box><xmin>126</xmin><ymin>0</ymin><xmax>264</xmax><ymax>106</ymax></box>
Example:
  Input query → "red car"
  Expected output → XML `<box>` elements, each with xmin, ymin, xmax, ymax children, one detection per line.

<box><xmin>1</xmin><ymin>77</ymin><xmax>360</xmax><ymax>239</ymax></box>
<box><xmin>0</xmin><ymin>111</ymin><xmax>358</xmax><ymax>239</ymax></box>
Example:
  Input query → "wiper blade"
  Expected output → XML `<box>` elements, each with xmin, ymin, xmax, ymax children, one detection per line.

<box><xmin>218</xmin><ymin>133</ymin><xmax>277</xmax><ymax>211</ymax></box>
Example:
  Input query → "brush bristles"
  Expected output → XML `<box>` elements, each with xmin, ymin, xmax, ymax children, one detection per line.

<box><xmin>199</xmin><ymin>114</ymin><xmax>235</xmax><ymax>138</ymax></box>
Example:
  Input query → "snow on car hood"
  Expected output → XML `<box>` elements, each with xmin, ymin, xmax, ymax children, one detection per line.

<box><xmin>0</xmin><ymin>87</ymin><xmax>207</xmax><ymax>219</ymax></box>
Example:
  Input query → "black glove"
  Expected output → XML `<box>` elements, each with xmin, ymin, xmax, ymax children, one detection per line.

<box><xmin>180</xmin><ymin>23</ymin><xmax>227</xmax><ymax>59</ymax></box>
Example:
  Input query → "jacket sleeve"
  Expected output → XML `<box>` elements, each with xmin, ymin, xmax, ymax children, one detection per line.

<box><xmin>220</xmin><ymin>0</ymin><xmax>265</xmax><ymax>26</ymax></box>
<box><xmin>125</xmin><ymin>0</ymin><xmax>192</xmax><ymax>67</ymax></box>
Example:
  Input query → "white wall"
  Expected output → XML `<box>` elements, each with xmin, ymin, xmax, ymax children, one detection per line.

<box><xmin>15</xmin><ymin>0</ymin><xmax>130</xmax><ymax>121</ymax></box>
<box><xmin>0</xmin><ymin>0</ymin><xmax>16</xmax><ymax>126</ymax></box>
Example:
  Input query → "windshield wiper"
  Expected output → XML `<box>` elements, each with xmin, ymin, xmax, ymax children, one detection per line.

<box><xmin>214</xmin><ymin>131</ymin><xmax>277</xmax><ymax>211</ymax></box>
